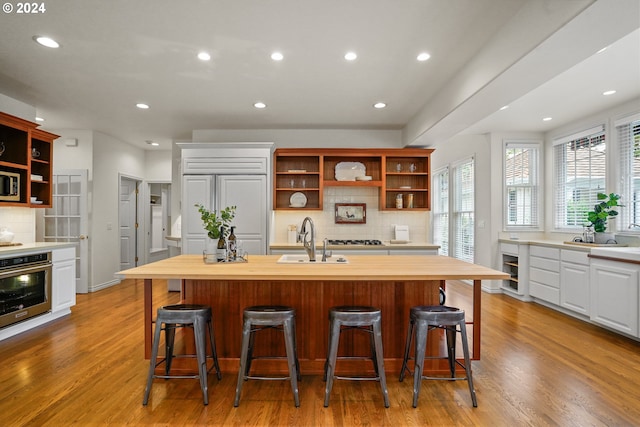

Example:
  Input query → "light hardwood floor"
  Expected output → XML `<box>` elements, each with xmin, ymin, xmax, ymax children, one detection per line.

<box><xmin>0</xmin><ymin>278</ymin><xmax>639</xmax><ymax>426</ymax></box>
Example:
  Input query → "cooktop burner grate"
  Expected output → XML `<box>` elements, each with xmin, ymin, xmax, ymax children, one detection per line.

<box><xmin>327</xmin><ymin>239</ymin><xmax>383</xmax><ymax>246</ymax></box>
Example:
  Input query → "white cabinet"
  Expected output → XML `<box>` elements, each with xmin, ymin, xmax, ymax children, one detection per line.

<box><xmin>590</xmin><ymin>258</ymin><xmax>639</xmax><ymax>337</ymax></box>
<box><xmin>529</xmin><ymin>245</ymin><xmax>560</xmax><ymax>304</ymax></box>
<box><xmin>51</xmin><ymin>247</ymin><xmax>76</xmax><ymax>312</ymax></box>
<box><xmin>560</xmin><ymin>249</ymin><xmax>590</xmax><ymax>316</ymax></box>
<box><xmin>499</xmin><ymin>242</ymin><xmax>529</xmax><ymax>299</ymax></box>
<box><xmin>182</xmin><ymin>175</ymin><xmax>213</xmax><ymax>255</ymax></box>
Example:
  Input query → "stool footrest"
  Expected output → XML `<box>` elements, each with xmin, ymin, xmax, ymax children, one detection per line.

<box><xmin>245</xmin><ymin>375</ymin><xmax>294</xmax><ymax>381</ymax></box>
<box><xmin>334</xmin><ymin>375</ymin><xmax>382</xmax><ymax>381</ymax></box>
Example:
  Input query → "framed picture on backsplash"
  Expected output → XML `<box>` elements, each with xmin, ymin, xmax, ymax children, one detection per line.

<box><xmin>335</xmin><ymin>203</ymin><xmax>366</xmax><ymax>224</ymax></box>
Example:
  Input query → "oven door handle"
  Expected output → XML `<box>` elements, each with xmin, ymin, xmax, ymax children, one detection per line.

<box><xmin>0</xmin><ymin>262</ymin><xmax>52</xmax><ymax>279</ymax></box>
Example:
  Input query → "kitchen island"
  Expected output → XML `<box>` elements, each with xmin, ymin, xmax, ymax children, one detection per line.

<box><xmin>117</xmin><ymin>254</ymin><xmax>508</xmax><ymax>374</ymax></box>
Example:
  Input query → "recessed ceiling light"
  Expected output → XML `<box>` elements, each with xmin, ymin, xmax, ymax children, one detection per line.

<box><xmin>499</xmin><ymin>105</ymin><xmax>509</xmax><ymax>111</ymax></box>
<box><xmin>603</xmin><ymin>90</ymin><xmax>616</xmax><ymax>96</ymax></box>
<box><xmin>33</xmin><ymin>36</ymin><xmax>60</xmax><ymax>48</ymax></box>
<box><xmin>271</xmin><ymin>52</ymin><xmax>284</xmax><ymax>61</ymax></box>
<box><xmin>597</xmin><ymin>46</ymin><xmax>608</xmax><ymax>54</ymax></box>
<box><xmin>344</xmin><ymin>52</ymin><xmax>357</xmax><ymax>61</ymax></box>
<box><xmin>254</xmin><ymin>102</ymin><xmax>266</xmax><ymax>109</ymax></box>
<box><xmin>146</xmin><ymin>140</ymin><xmax>159</xmax><ymax>146</ymax></box>
<box><xmin>416</xmin><ymin>52</ymin><xmax>431</xmax><ymax>61</ymax></box>
<box><xmin>136</xmin><ymin>103</ymin><xmax>149</xmax><ymax>109</ymax></box>
<box><xmin>197</xmin><ymin>52</ymin><xmax>211</xmax><ymax>61</ymax></box>
<box><xmin>543</xmin><ymin>117</ymin><xmax>553</xmax><ymax>122</ymax></box>
<box><xmin>373</xmin><ymin>102</ymin><xmax>387</xmax><ymax>109</ymax></box>
<box><xmin>35</xmin><ymin>117</ymin><xmax>44</xmax><ymax>122</ymax></box>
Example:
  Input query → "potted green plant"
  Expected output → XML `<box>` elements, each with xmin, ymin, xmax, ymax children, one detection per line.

<box><xmin>586</xmin><ymin>193</ymin><xmax>622</xmax><ymax>243</ymax></box>
<box><xmin>195</xmin><ymin>203</ymin><xmax>236</xmax><ymax>240</ymax></box>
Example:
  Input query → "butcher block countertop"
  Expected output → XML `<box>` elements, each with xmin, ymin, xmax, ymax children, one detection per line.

<box><xmin>117</xmin><ymin>254</ymin><xmax>509</xmax><ymax>281</ymax></box>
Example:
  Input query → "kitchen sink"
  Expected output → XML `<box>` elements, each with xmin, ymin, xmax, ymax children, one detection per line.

<box><xmin>276</xmin><ymin>254</ymin><xmax>349</xmax><ymax>264</ymax></box>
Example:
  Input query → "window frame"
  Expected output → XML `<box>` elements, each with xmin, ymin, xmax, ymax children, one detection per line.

<box><xmin>552</xmin><ymin>124</ymin><xmax>606</xmax><ymax>231</ymax></box>
<box><xmin>503</xmin><ymin>140</ymin><xmax>541</xmax><ymax>231</ymax></box>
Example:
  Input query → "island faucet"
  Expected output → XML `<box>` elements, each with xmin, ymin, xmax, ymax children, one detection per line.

<box><xmin>629</xmin><ymin>223</ymin><xmax>640</xmax><ymax>229</ymax></box>
<box><xmin>299</xmin><ymin>217</ymin><xmax>316</xmax><ymax>262</ymax></box>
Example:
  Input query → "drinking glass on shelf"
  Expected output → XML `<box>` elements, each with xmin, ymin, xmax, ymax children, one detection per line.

<box><xmin>289</xmin><ymin>179</ymin><xmax>295</xmax><ymax>188</ymax></box>
<box><xmin>409</xmin><ymin>163</ymin><xmax>417</xmax><ymax>173</ymax></box>
<box><xmin>396</xmin><ymin>163</ymin><xmax>403</xmax><ymax>172</ymax></box>
<box><xmin>301</xmin><ymin>179</ymin><xmax>306</xmax><ymax>188</ymax></box>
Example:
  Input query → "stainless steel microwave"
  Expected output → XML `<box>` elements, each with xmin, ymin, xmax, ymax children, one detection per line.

<box><xmin>0</xmin><ymin>171</ymin><xmax>20</xmax><ymax>201</ymax></box>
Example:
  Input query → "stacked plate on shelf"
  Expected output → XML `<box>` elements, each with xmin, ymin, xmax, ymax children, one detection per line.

<box><xmin>335</xmin><ymin>162</ymin><xmax>366</xmax><ymax>181</ymax></box>
<box><xmin>289</xmin><ymin>192</ymin><xmax>307</xmax><ymax>208</ymax></box>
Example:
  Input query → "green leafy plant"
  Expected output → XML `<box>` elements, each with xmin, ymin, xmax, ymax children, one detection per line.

<box><xmin>586</xmin><ymin>193</ymin><xmax>622</xmax><ymax>233</ymax></box>
<box><xmin>195</xmin><ymin>204</ymin><xmax>236</xmax><ymax>239</ymax></box>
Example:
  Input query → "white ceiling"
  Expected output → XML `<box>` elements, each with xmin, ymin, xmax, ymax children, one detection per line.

<box><xmin>0</xmin><ymin>0</ymin><xmax>638</xmax><ymax>150</ymax></box>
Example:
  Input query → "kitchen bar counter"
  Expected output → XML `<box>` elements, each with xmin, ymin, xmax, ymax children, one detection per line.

<box><xmin>118</xmin><ymin>254</ymin><xmax>508</xmax><ymax>374</ymax></box>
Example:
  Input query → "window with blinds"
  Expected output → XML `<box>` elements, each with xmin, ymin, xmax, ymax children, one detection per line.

<box><xmin>504</xmin><ymin>142</ymin><xmax>540</xmax><ymax>228</ymax></box>
<box><xmin>616</xmin><ymin>113</ymin><xmax>640</xmax><ymax>228</ymax></box>
<box><xmin>452</xmin><ymin>158</ymin><xmax>474</xmax><ymax>263</ymax></box>
<box><xmin>432</xmin><ymin>168</ymin><xmax>449</xmax><ymax>255</ymax></box>
<box><xmin>553</xmin><ymin>125</ymin><xmax>606</xmax><ymax>229</ymax></box>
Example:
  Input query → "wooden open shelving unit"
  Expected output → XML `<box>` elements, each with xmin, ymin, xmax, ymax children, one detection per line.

<box><xmin>273</xmin><ymin>148</ymin><xmax>434</xmax><ymax>210</ymax></box>
<box><xmin>0</xmin><ymin>111</ymin><xmax>57</xmax><ymax>208</ymax></box>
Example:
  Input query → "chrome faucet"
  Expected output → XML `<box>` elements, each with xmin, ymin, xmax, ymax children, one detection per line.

<box><xmin>322</xmin><ymin>238</ymin><xmax>332</xmax><ymax>262</ymax></box>
<box><xmin>629</xmin><ymin>223</ymin><xmax>640</xmax><ymax>229</ymax></box>
<box><xmin>299</xmin><ymin>217</ymin><xmax>316</xmax><ymax>262</ymax></box>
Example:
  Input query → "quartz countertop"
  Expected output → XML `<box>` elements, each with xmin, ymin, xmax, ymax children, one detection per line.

<box><xmin>0</xmin><ymin>242</ymin><xmax>76</xmax><ymax>256</ymax></box>
<box><xmin>270</xmin><ymin>241</ymin><xmax>440</xmax><ymax>250</ymax></box>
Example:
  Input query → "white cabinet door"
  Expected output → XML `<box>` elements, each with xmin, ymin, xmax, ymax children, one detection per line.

<box><xmin>560</xmin><ymin>250</ymin><xmax>590</xmax><ymax>316</ymax></box>
<box><xmin>560</xmin><ymin>262</ymin><xmax>590</xmax><ymax>315</ymax></box>
<box><xmin>182</xmin><ymin>175</ymin><xmax>213</xmax><ymax>255</ymax></box>
<box><xmin>217</xmin><ymin>175</ymin><xmax>267</xmax><ymax>255</ymax></box>
<box><xmin>590</xmin><ymin>260</ymin><xmax>639</xmax><ymax>337</ymax></box>
<box><xmin>51</xmin><ymin>247</ymin><xmax>76</xmax><ymax>312</ymax></box>
<box><xmin>529</xmin><ymin>246</ymin><xmax>560</xmax><ymax>304</ymax></box>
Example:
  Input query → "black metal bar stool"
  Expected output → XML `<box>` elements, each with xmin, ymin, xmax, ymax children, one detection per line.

<box><xmin>234</xmin><ymin>305</ymin><xmax>300</xmax><ymax>407</ymax></box>
<box><xmin>399</xmin><ymin>305</ymin><xmax>477</xmax><ymax>408</ymax></box>
<box><xmin>323</xmin><ymin>305</ymin><xmax>390</xmax><ymax>408</ymax></box>
<box><xmin>143</xmin><ymin>303</ymin><xmax>222</xmax><ymax>406</ymax></box>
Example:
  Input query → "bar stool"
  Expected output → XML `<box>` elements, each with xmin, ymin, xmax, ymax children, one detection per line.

<box><xmin>234</xmin><ymin>305</ymin><xmax>300</xmax><ymax>407</ymax></box>
<box><xmin>399</xmin><ymin>305</ymin><xmax>477</xmax><ymax>408</ymax></box>
<box><xmin>143</xmin><ymin>304</ymin><xmax>222</xmax><ymax>406</ymax></box>
<box><xmin>323</xmin><ymin>306</ymin><xmax>389</xmax><ymax>408</ymax></box>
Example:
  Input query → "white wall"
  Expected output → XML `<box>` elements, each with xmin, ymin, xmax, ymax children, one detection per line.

<box><xmin>145</xmin><ymin>150</ymin><xmax>172</xmax><ymax>181</ymax></box>
<box><xmin>192</xmin><ymin>128</ymin><xmax>403</xmax><ymax>148</ymax></box>
<box><xmin>92</xmin><ymin>132</ymin><xmax>145</xmax><ymax>291</ymax></box>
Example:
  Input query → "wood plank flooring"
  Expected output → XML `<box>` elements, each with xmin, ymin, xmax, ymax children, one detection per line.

<box><xmin>0</xmin><ymin>279</ymin><xmax>639</xmax><ymax>426</ymax></box>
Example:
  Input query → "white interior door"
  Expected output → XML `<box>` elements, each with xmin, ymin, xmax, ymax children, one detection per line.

<box><xmin>42</xmin><ymin>169</ymin><xmax>89</xmax><ymax>293</ymax></box>
<box><xmin>119</xmin><ymin>177</ymin><xmax>139</xmax><ymax>270</ymax></box>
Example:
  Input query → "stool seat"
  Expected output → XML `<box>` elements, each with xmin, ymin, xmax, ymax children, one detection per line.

<box><xmin>399</xmin><ymin>305</ymin><xmax>477</xmax><ymax>408</ymax></box>
<box><xmin>234</xmin><ymin>305</ymin><xmax>300</xmax><ymax>407</ymax></box>
<box><xmin>324</xmin><ymin>306</ymin><xmax>389</xmax><ymax>408</ymax></box>
<box><xmin>143</xmin><ymin>303</ymin><xmax>221</xmax><ymax>406</ymax></box>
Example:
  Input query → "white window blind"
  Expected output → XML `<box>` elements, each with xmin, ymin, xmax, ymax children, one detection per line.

<box><xmin>432</xmin><ymin>167</ymin><xmax>449</xmax><ymax>256</ymax></box>
<box><xmin>616</xmin><ymin>113</ymin><xmax>640</xmax><ymax>228</ymax></box>
<box><xmin>504</xmin><ymin>142</ymin><xmax>540</xmax><ymax>228</ymax></box>
<box><xmin>553</xmin><ymin>125</ymin><xmax>606</xmax><ymax>229</ymax></box>
<box><xmin>452</xmin><ymin>158</ymin><xmax>474</xmax><ymax>263</ymax></box>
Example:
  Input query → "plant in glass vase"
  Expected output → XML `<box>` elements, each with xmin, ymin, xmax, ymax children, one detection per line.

<box><xmin>586</xmin><ymin>193</ymin><xmax>622</xmax><ymax>243</ymax></box>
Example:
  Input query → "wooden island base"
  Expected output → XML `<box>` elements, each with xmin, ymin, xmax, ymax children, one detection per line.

<box><xmin>120</xmin><ymin>255</ymin><xmax>509</xmax><ymax>376</ymax></box>
<box><xmin>182</xmin><ymin>278</ymin><xmax>446</xmax><ymax>375</ymax></box>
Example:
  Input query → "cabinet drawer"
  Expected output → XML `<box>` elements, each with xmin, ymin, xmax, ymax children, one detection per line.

<box><xmin>52</xmin><ymin>247</ymin><xmax>76</xmax><ymax>262</ymax></box>
<box><xmin>530</xmin><ymin>267</ymin><xmax>560</xmax><ymax>288</ymax></box>
<box><xmin>530</xmin><ymin>256</ymin><xmax>560</xmax><ymax>272</ymax></box>
<box><xmin>530</xmin><ymin>245</ymin><xmax>560</xmax><ymax>259</ymax></box>
<box><xmin>561</xmin><ymin>249</ymin><xmax>589</xmax><ymax>265</ymax></box>
<box><xmin>530</xmin><ymin>281</ymin><xmax>560</xmax><ymax>304</ymax></box>
<box><xmin>501</xmin><ymin>243</ymin><xmax>519</xmax><ymax>256</ymax></box>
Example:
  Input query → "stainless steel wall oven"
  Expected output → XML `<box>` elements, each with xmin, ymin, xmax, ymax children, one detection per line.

<box><xmin>0</xmin><ymin>252</ymin><xmax>52</xmax><ymax>328</ymax></box>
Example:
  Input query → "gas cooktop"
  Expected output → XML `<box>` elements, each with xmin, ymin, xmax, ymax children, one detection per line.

<box><xmin>327</xmin><ymin>239</ymin><xmax>384</xmax><ymax>246</ymax></box>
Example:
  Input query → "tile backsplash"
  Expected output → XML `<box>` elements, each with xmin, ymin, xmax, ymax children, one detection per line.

<box><xmin>0</xmin><ymin>207</ymin><xmax>36</xmax><ymax>243</ymax></box>
<box><xmin>272</xmin><ymin>187</ymin><xmax>430</xmax><ymax>243</ymax></box>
